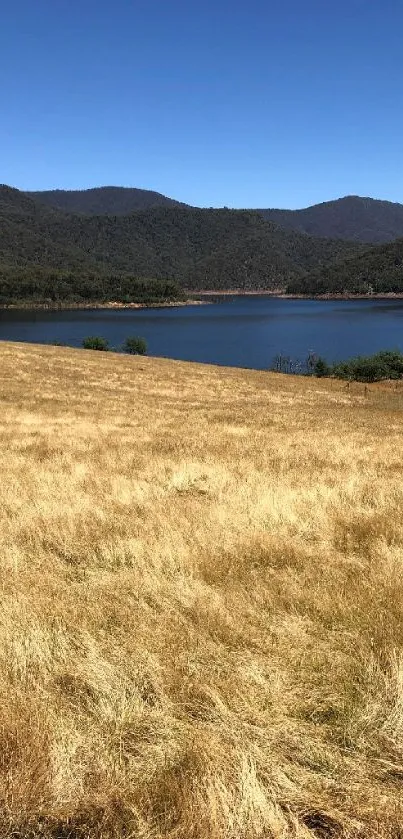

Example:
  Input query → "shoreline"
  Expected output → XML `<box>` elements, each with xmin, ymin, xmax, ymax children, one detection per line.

<box><xmin>192</xmin><ymin>290</ymin><xmax>403</xmax><ymax>300</ymax></box>
<box><xmin>2</xmin><ymin>291</ymin><xmax>403</xmax><ymax>310</ymax></box>
<box><xmin>0</xmin><ymin>298</ymin><xmax>208</xmax><ymax>311</ymax></box>
<box><xmin>193</xmin><ymin>289</ymin><xmax>285</xmax><ymax>297</ymax></box>
<box><xmin>277</xmin><ymin>292</ymin><xmax>403</xmax><ymax>300</ymax></box>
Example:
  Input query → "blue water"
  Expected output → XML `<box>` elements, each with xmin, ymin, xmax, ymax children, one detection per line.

<box><xmin>1</xmin><ymin>296</ymin><xmax>403</xmax><ymax>370</ymax></box>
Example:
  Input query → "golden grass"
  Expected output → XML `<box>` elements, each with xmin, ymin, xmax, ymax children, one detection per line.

<box><xmin>1</xmin><ymin>341</ymin><xmax>403</xmax><ymax>837</ymax></box>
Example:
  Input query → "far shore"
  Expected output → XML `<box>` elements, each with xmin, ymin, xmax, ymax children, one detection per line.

<box><xmin>192</xmin><ymin>289</ymin><xmax>286</xmax><ymax>297</ymax></box>
<box><xmin>3</xmin><ymin>290</ymin><xmax>403</xmax><ymax>310</ymax></box>
<box><xmin>1</xmin><ymin>298</ymin><xmax>208</xmax><ymax>311</ymax></box>
<box><xmin>192</xmin><ymin>289</ymin><xmax>403</xmax><ymax>300</ymax></box>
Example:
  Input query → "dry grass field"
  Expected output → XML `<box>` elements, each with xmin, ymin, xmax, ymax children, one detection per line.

<box><xmin>1</xmin><ymin>341</ymin><xmax>403</xmax><ymax>838</ymax></box>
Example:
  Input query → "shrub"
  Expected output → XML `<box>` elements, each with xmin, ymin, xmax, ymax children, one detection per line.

<box><xmin>123</xmin><ymin>336</ymin><xmax>147</xmax><ymax>355</ymax></box>
<box><xmin>375</xmin><ymin>350</ymin><xmax>403</xmax><ymax>379</ymax></box>
<box><xmin>273</xmin><ymin>348</ymin><xmax>403</xmax><ymax>382</ymax></box>
<box><xmin>351</xmin><ymin>357</ymin><xmax>389</xmax><ymax>383</ymax></box>
<box><xmin>333</xmin><ymin>355</ymin><xmax>389</xmax><ymax>383</ymax></box>
<box><xmin>332</xmin><ymin>350</ymin><xmax>403</xmax><ymax>382</ymax></box>
<box><xmin>314</xmin><ymin>357</ymin><xmax>331</xmax><ymax>378</ymax></box>
<box><xmin>82</xmin><ymin>336</ymin><xmax>109</xmax><ymax>351</ymax></box>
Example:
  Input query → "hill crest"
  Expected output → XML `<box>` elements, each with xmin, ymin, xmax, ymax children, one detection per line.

<box><xmin>28</xmin><ymin>185</ymin><xmax>187</xmax><ymax>215</ymax></box>
<box><xmin>259</xmin><ymin>195</ymin><xmax>403</xmax><ymax>243</ymax></box>
<box><xmin>27</xmin><ymin>187</ymin><xmax>403</xmax><ymax>243</ymax></box>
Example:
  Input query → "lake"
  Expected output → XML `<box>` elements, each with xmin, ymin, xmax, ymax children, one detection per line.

<box><xmin>1</xmin><ymin>296</ymin><xmax>403</xmax><ymax>370</ymax></box>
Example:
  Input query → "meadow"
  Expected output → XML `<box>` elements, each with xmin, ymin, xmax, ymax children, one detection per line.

<box><xmin>1</xmin><ymin>341</ymin><xmax>403</xmax><ymax>838</ymax></box>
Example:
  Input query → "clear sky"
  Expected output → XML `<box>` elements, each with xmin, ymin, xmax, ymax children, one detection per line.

<box><xmin>2</xmin><ymin>0</ymin><xmax>403</xmax><ymax>208</ymax></box>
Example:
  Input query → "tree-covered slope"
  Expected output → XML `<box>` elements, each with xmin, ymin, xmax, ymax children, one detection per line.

<box><xmin>30</xmin><ymin>188</ymin><xmax>403</xmax><ymax>243</ymax></box>
<box><xmin>0</xmin><ymin>185</ymin><xmax>104</xmax><ymax>272</ymax></box>
<box><xmin>260</xmin><ymin>196</ymin><xmax>403</xmax><ymax>244</ymax></box>
<box><xmin>287</xmin><ymin>238</ymin><xmax>403</xmax><ymax>295</ymax></box>
<box><xmin>0</xmin><ymin>185</ymin><xmax>362</xmax><ymax>300</ymax></box>
<box><xmin>47</xmin><ymin>205</ymin><xmax>361</xmax><ymax>289</ymax></box>
<box><xmin>28</xmin><ymin>186</ymin><xmax>187</xmax><ymax>215</ymax></box>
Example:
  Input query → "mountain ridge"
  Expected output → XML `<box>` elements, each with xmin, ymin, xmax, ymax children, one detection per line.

<box><xmin>3</xmin><ymin>184</ymin><xmax>403</xmax><ymax>303</ymax></box>
<box><xmin>0</xmin><ymin>185</ymin><xmax>362</xmax><ymax>302</ymax></box>
<box><xmin>28</xmin><ymin>185</ymin><xmax>187</xmax><ymax>215</ymax></box>
<box><xmin>259</xmin><ymin>195</ymin><xmax>403</xmax><ymax>244</ymax></box>
<box><xmin>27</xmin><ymin>187</ymin><xmax>403</xmax><ymax>243</ymax></box>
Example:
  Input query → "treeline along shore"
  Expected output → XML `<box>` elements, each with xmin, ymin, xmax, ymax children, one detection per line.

<box><xmin>1</xmin><ymin>185</ymin><xmax>403</xmax><ymax>304</ymax></box>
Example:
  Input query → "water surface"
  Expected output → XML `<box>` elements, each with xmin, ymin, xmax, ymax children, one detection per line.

<box><xmin>1</xmin><ymin>296</ymin><xmax>403</xmax><ymax>369</ymax></box>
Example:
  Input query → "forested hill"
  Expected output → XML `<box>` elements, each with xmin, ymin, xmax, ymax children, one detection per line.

<box><xmin>287</xmin><ymin>238</ymin><xmax>403</xmax><ymax>295</ymax></box>
<box><xmin>0</xmin><ymin>185</ymin><xmax>361</xmax><ymax>302</ymax></box>
<box><xmin>28</xmin><ymin>186</ymin><xmax>186</xmax><ymax>215</ymax></box>
<box><xmin>8</xmin><ymin>183</ymin><xmax>403</xmax><ymax>301</ymax></box>
<box><xmin>259</xmin><ymin>196</ymin><xmax>403</xmax><ymax>244</ymax></box>
<box><xmin>29</xmin><ymin>188</ymin><xmax>403</xmax><ymax>243</ymax></box>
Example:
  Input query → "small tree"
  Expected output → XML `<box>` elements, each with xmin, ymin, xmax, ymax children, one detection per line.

<box><xmin>82</xmin><ymin>336</ymin><xmax>109</xmax><ymax>351</ymax></box>
<box><xmin>123</xmin><ymin>336</ymin><xmax>147</xmax><ymax>355</ymax></box>
<box><xmin>314</xmin><ymin>357</ymin><xmax>331</xmax><ymax>378</ymax></box>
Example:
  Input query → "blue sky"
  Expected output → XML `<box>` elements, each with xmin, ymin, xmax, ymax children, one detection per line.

<box><xmin>2</xmin><ymin>0</ymin><xmax>403</xmax><ymax>207</ymax></box>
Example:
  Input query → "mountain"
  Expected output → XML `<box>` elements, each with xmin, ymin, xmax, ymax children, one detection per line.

<box><xmin>287</xmin><ymin>238</ymin><xmax>403</xmax><ymax>295</ymax></box>
<box><xmin>28</xmin><ymin>189</ymin><xmax>403</xmax><ymax>243</ymax></box>
<box><xmin>0</xmin><ymin>185</ymin><xmax>362</xmax><ymax>302</ymax></box>
<box><xmin>28</xmin><ymin>186</ymin><xmax>186</xmax><ymax>215</ymax></box>
<box><xmin>259</xmin><ymin>196</ymin><xmax>403</xmax><ymax>244</ymax></box>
